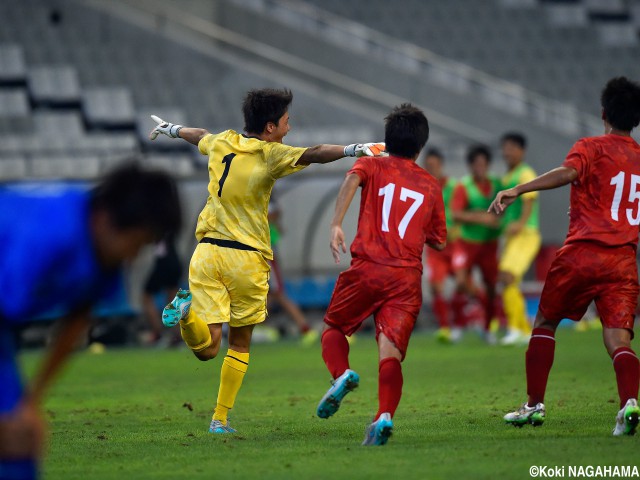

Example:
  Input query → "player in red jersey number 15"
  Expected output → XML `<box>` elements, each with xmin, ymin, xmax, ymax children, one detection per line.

<box><xmin>490</xmin><ymin>77</ymin><xmax>640</xmax><ymax>436</ymax></box>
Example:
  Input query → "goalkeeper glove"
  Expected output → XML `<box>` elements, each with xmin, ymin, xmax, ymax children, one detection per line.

<box><xmin>344</xmin><ymin>142</ymin><xmax>387</xmax><ymax>158</ymax></box>
<box><xmin>149</xmin><ymin>114</ymin><xmax>183</xmax><ymax>140</ymax></box>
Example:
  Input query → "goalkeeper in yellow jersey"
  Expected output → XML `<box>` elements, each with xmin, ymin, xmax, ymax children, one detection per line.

<box><xmin>149</xmin><ymin>88</ymin><xmax>385</xmax><ymax>434</ymax></box>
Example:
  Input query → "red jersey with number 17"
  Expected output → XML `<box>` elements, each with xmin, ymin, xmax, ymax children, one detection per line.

<box><xmin>562</xmin><ymin>134</ymin><xmax>640</xmax><ymax>249</ymax></box>
<box><xmin>348</xmin><ymin>155</ymin><xmax>447</xmax><ymax>272</ymax></box>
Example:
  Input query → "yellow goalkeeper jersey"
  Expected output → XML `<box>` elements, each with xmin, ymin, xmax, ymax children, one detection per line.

<box><xmin>195</xmin><ymin>130</ymin><xmax>307</xmax><ymax>260</ymax></box>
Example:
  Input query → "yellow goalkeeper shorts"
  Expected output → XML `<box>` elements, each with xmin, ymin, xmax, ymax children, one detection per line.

<box><xmin>188</xmin><ymin>241</ymin><xmax>269</xmax><ymax>327</ymax></box>
<box><xmin>499</xmin><ymin>228</ymin><xmax>541</xmax><ymax>279</ymax></box>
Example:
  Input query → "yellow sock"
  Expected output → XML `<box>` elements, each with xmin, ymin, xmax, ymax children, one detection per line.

<box><xmin>212</xmin><ymin>349</ymin><xmax>249</xmax><ymax>424</ymax></box>
<box><xmin>503</xmin><ymin>283</ymin><xmax>530</xmax><ymax>334</ymax></box>
<box><xmin>179</xmin><ymin>310</ymin><xmax>212</xmax><ymax>352</ymax></box>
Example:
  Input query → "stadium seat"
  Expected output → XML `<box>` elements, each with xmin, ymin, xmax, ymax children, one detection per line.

<box><xmin>0</xmin><ymin>155</ymin><xmax>28</xmax><ymax>180</ymax></box>
<box><xmin>0</xmin><ymin>44</ymin><xmax>27</xmax><ymax>86</ymax></box>
<box><xmin>0</xmin><ymin>88</ymin><xmax>31</xmax><ymax>131</ymax></box>
<box><xmin>28</xmin><ymin>65</ymin><xmax>82</xmax><ymax>107</ymax></box>
<box><xmin>82</xmin><ymin>87</ymin><xmax>136</xmax><ymax>130</ymax></box>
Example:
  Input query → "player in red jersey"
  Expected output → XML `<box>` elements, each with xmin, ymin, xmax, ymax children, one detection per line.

<box><xmin>423</xmin><ymin>148</ymin><xmax>459</xmax><ymax>342</ymax></box>
<box><xmin>491</xmin><ymin>77</ymin><xmax>640</xmax><ymax>435</ymax></box>
<box><xmin>315</xmin><ymin>104</ymin><xmax>446</xmax><ymax>446</ymax></box>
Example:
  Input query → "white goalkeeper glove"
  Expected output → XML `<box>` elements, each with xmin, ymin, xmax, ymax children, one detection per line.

<box><xmin>344</xmin><ymin>142</ymin><xmax>387</xmax><ymax>158</ymax></box>
<box><xmin>149</xmin><ymin>114</ymin><xmax>183</xmax><ymax>140</ymax></box>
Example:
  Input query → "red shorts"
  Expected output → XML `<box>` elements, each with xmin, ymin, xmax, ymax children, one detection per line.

<box><xmin>539</xmin><ymin>242</ymin><xmax>638</xmax><ymax>332</ymax></box>
<box><xmin>451</xmin><ymin>239</ymin><xmax>498</xmax><ymax>286</ymax></box>
<box><xmin>426</xmin><ymin>244</ymin><xmax>454</xmax><ymax>284</ymax></box>
<box><xmin>324</xmin><ymin>258</ymin><xmax>422</xmax><ymax>359</ymax></box>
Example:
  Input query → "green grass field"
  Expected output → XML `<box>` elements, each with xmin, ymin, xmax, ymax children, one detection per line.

<box><xmin>21</xmin><ymin>328</ymin><xmax>639</xmax><ymax>480</ymax></box>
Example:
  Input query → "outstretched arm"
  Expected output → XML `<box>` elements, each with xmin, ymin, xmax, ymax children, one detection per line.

<box><xmin>297</xmin><ymin>145</ymin><xmax>349</xmax><ymax>165</ymax></box>
<box><xmin>177</xmin><ymin>127</ymin><xmax>209</xmax><ymax>146</ymax></box>
<box><xmin>330</xmin><ymin>173</ymin><xmax>361</xmax><ymax>263</ymax></box>
<box><xmin>297</xmin><ymin>142</ymin><xmax>386</xmax><ymax>166</ymax></box>
<box><xmin>149</xmin><ymin>115</ymin><xmax>209</xmax><ymax>146</ymax></box>
<box><xmin>489</xmin><ymin>166</ymin><xmax>577</xmax><ymax>214</ymax></box>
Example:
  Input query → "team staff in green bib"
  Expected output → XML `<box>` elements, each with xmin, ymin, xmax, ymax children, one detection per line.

<box><xmin>450</xmin><ymin>145</ymin><xmax>502</xmax><ymax>343</ymax></box>
<box><xmin>498</xmin><ymin>132</ymin><xmax>541</xmax><ymax>346</ymax></box>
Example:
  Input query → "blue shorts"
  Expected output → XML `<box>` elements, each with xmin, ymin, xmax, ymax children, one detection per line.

<box><xmin>0</xmin><ymin>327</ymin><xmax>35</xmax><ymax>480</ymax></box>
<box><xmin>0</xmin><ymin>326</ymin><xmax>21</xmax><ymax>414</ymax></box>
<box><xmin>0</xmin><ymin>460</ymin><xmax>37</xmax><ymax>480</ymax></box>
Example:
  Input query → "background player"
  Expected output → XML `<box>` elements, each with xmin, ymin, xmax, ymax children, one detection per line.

<box><xmin>149</xmin><ymin>88</ymin><xmax>385</xmax><ymax>434</ymax></box>
<box><xmin>423</xmin><ymin>147</ymin><xmax>458</xmax><ymax>343</ymax></box>
<box><xmin>316</xmin><ymin>104</ymin><xmax>446</xmax><ymax>446</ymax></box>
<box><xmin>140</xmin><ymin>235</ymin><xmax>183</xmax><ymax>347</ymax></box>
<box><xmin>267</xmin><ymin>195</ymin><xmax>318</xmax><ymax>346</ymax></box>
<box><xmin>498</xmin><ymin>132</ymin><xmax>541</xmax><ymax>346</ymax></box>
<box><xmin>450</xmin><ymin>145</ymin><xmax>501</xmax><ymax>344</ymax></box>
<box><xmin>0</xmin><ymin>164</ymin><xmax>181</xmax><ymax>479</ymax></box>
<box><xmin>492</xmin><ymin>77</ymin><xmax>640</xmax><ymax>435</ymax></box>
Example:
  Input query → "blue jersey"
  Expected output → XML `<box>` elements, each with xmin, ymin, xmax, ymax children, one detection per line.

<box><xmin>0</xmin><ymin>184</ymin><xmax>121</xmax><ymax>323</ymax></box>
<box><xmin>0</xmin><ymin>184</ymin><xmax>123</xmax><ymax>418</ymax></box>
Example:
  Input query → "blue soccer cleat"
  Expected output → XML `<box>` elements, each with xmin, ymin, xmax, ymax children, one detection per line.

<box><xmin>209</xmin><ymin>419</ymin><xmax>237</xmax><ymax>434</ymax></box>
<box><xmin>362</xmin><ymin>412</ymin><xmax>393</xmax><ymax>446</ymax></box>
<box><xmin>162</xmin><ymin>288</ymin><xmax>192</xmax><ymax>327</ymax></box>
<box><xmin>316</xmin><ymin>369</ymin><xmax>360</xmax><ymax>419</ymax></box>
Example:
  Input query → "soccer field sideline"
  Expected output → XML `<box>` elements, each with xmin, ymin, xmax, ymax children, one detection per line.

<box><xmin>21</xmin><ymin>329</ymin><xmax>638</xmax><ymax>480</ymax></box>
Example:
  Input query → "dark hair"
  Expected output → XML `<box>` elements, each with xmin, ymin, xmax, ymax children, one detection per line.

<box><xmin>425</xmin><ymin>147</ymin><xmax>444</xmax><ymax>161</ymax></box>
<box><xmin>91</xmin><ymin>163</ymin><xmax>182</xmax><ymax>239</ymax></box>
<box><xmin>242</xmin><ymin>88</ymin><xmax>293</xmax><ymax>134</ymax></box>
<box><xmin>501</xmin><ymin>132</ymin><xmax>527</xmax><ymax>149</ymax></box>
<box><xmin>601</xmin><ymin>76</ymin><xmax>640</xmax><ymax>132</ymax></box>
<box><xmin>466</xmin><ymin>144</ymin><xmax>492</xmax><ymax>165</ymax></box>
<box><xmin>384</xmin><ymin>103</ymin><xmax>429</xmax><ymax>158</ymax></box>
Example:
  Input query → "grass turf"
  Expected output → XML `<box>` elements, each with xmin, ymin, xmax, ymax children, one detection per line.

<box><xmin>20</xmin><ymin>328</ymin><xmax>638</xmax><ymax>479</ymax></box>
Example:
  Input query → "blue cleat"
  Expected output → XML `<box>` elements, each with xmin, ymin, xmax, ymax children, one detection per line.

<box><xmin>209</xmin><ymin>419</ymin><xmax>237</xmax><ymax>434</ymax></box>
<box><xmin>362</xmin><ymin>412</ymin><xmax>393</xmax><ymax>446</ymax></box>
<box><xmin>162</xmin><ymin>288</ymin><xmax>192</xmax><ymax>327</ymax></box>
<box><xmin>316</xmin><ymin>369</ymin><xmax>359</xmax><ymax>419</ymax></box>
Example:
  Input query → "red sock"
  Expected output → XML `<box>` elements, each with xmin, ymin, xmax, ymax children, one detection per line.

<box><xmin>526</xmin><ymin>328</ymin><xmax>556</xmax><ymax>406</ymax></box>
<box><xmin>375</xmin><ymin>357</ymin><xmax>403</xmax><ymax>420</ymax></box>
<box><xmin>432</xmin><ymin>293</ymin><xmax>449</xmax><ymax>329</ymax></box>
<box><xmin>321</xmin><ymin>328</ymin><xmax>350</xmax><ymax>379</ymax></box>
<box><xmin>476</xmin><ymin>291</ymin><xmax>495</xmax><ymax>332</ymax></box>
<box><xmin>451</xmin><ymin>291</ymin><xmax>467</xmax><ymax>327</ymax></box>
<box><xmin>612</xmin><ymin>347</ymin><xmax>640</xmax><ymax>408</ymax></box>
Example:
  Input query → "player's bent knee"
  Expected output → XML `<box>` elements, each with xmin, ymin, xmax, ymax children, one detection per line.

<box><xmin>193</xmin><ymin>343</ymin><xmax>220</xmax><ymax>361</ymax></box>
<box><xmin>603</xmin><ymin>328</ymin><xmax>633</xmax><ymax>356</ymax></box>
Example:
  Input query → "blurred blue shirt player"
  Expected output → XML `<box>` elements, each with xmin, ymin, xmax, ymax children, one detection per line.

<box><xmin>0</xmin><ymin>165</ymin><xmax>182</xmax><ymax>480</ymax></box>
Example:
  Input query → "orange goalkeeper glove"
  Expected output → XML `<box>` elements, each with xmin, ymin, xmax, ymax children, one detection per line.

<box><xmin>344</xmin><ymin>142</ymin><xmax>387</xmax><ymax>158</ymax></box>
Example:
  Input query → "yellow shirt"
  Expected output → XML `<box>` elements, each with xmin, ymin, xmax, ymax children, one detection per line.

<box><xmin>196</xmin><ymin>130</ymin><xmax>307</xmax><ymax>259</ymax></box>
<box><xmin>501</xmin><ymin>163</ymin><xmax>539</xmax><ymax>230</ymax></box>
